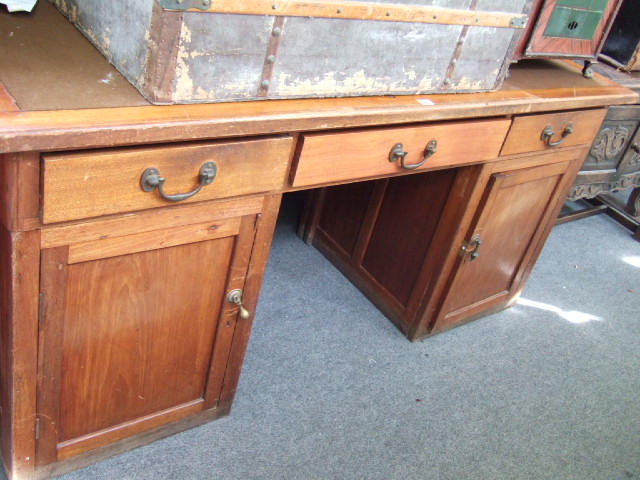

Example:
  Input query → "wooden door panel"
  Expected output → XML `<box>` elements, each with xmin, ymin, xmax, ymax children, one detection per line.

<box><xmin>361</xmin><ymin>170</ymin><xmax>456</xmax><ymax>306</ymax></box>
<box><xmin>432</xmin><ymin>161</ymin><xmax>571</xmax><ymax>333</ymax></box>
<box><xmin>58</xmin><ymin>239</ymin><xmax>233</xmax><ymax>442</ymax></box>
<box><xmin>445</xmin><ymin>174</ymin><xmax>559</xmax><ymax>314</ymax></box>
<box><xmin>316</xmin><ymin>181</ymin><xmax>375</xmax><ymax>257</ymax></box>
<box><xmin>37</xmin><ymin>214</ymin><xmax>258</xmax><ymax>465</ymax></box>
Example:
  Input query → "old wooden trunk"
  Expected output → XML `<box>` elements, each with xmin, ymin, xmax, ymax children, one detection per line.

<box><xmin>49</xmin><ymin>0</ymin><xmax>529</xmax><ymax>104</ymax></box>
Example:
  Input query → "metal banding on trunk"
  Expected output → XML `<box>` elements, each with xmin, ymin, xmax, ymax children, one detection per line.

<box><xmin>157</xmin><ymin>0</ymin><xmax>528</xmax><ymax>29</ymax></box>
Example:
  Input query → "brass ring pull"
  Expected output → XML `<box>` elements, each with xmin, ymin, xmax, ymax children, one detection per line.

<box><xmin>389</xmin><ymin>140</ymin><xmax>437</xmax><ymax>170</ymax></box>
<box><xmin>541</xmin><ymin>123</ymin><xmax>574</xmax><ymax>147</ymax></box>
<box><xmin>141</xmin><ymin>161</ymin><xmax>217</xmax><ymax>202</ymax></box>
<box><xmin>459</xmin><ymin>234</ymin><xmax>482</xmax><ymax>262</ymax></box>
<box><xmin>469</xmin><ymin>235</ymin><xmax>482</xmax><ymax>262</ymax></box>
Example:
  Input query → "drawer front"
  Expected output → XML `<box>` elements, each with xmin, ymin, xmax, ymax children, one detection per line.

<box><xmin>501</xmin><ymin>108</ymin><xmax>607</xmax><ymax>156</ymax></box>
<box><xmin>42</xmin><ymin>136</ymin><xmax>293</xmax><ymax>224</ymax></box>
<box><xmin>290</xmin><ymin>118</ymin><xmax>512</xmax><ymax>188</ymax></box>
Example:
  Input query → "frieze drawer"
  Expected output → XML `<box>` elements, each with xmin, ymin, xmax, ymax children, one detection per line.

<box><xmin>290</xmin><ymin>118</ymin><xmax>512</xmax><ymax>188</ymax></box>
<box><xmin>42</xmin><ymin>136</ymin><xmax>293</xmax><ymax>224</ymax></box>
<box><xmin>501</xmin><ymin>108</ymin><xmax>607</xmax><ymax>156</ymax></box>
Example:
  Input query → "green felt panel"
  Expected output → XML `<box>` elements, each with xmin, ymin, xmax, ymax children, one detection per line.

<box><xmin>556</xmin><ymin>0</ymin><xmax>608</xmax><ymax>11</ymax></box>
<box><xmin>544</xmin><ymin>5</ymin><xmax>605</xmax><ymax>39</ymax></box>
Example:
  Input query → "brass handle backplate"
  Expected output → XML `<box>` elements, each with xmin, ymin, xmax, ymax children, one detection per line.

<box><xmin>460</xmin><ymin>234</ymin><xmax>482</xmax><ymax>262</ymax></box>
<box><xmin>227</xmin><ymin>289</ymin><xmax>251</xmax><ymax>319</ymax></box>
<box><xmin>141</xmin><ymin>161</ymin><xmax>217</xmax><ymax>202</ymax></box>
<box><xmin>541</xmin><ymin>123</ymin><xmax>574</xmax><ymax>147</ymax></box>
<box><xmin>389</xmin><ymin>140</ymin><xmax>437</xmax><ymax>170</ymax></box>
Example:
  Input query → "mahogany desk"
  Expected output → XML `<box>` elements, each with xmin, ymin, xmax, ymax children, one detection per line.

<box><xmin>0</xmin><ymin>5</ymin><xmax>636</xmax><ymax>479</ymax></box>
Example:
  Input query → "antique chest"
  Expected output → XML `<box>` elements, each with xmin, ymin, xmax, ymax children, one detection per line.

<box><xmin>49</xmin><ymin>0</ymin><xmax>529</xmax><ymax>104</ymax></box>
<box><xmin>512</xmin><ymin>0</ymin><xmax>622</xmax><ymax>77</ymax></box>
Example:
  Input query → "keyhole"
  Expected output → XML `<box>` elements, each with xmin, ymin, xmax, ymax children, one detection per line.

<box><xmin>567</xmin><ymin>20</ymin><xmax>579</xmax><ymax>30</ymax></box>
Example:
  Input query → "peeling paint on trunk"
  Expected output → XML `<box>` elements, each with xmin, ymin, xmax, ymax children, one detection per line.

<box><xmin>271</xmin><ymin>17</ymin><xmax>460</xmax><ymax>97</ymax></box>
<box><xmin>49</xmin><ymin>0</ymin><xmax>528</xmax><ymax>104</ymax></box>
<box><xmin>275</xmin><ymin>69</ymin><xmax>438</xmax><ymax>96</ymax></box>
<box><xmin>174</xmin><ymin>24</ymin><xmax>196</xmax><ymax>101</ymax></box>
<box><xmin>171</xmin><ymin>12</ymin><xmax>272</xmax><ymax>102</ymax></box>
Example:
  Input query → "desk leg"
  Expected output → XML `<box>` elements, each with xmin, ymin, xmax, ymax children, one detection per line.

<box><xmin>0</xmin><ymin>227</ymin><xmax>40</xmax><ymax>480</ymax></box>
<box><xmin>626</xmin><ymin>187</ymin><xmax>640</xmax><ymax>217</ymax></box>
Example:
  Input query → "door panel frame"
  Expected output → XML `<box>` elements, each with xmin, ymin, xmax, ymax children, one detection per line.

<box><xmin>421</xmin><ymin>148</ymin><xmax>587</xmax><ymax>337</ymax></box>
<box><xmin>35</xmin><ymin>214</ymin><xmax>258</xmax><ymax>466</ymax></box>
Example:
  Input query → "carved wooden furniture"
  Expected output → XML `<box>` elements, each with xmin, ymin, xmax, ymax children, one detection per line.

<box><xmin>0</xmin><ymin>3</ymin><xmax>636</xmax><ymax>479</ymax></box>
<box><xmin>562</xmin><ymin>64</ymin><xmax>640</xmax><ymax>237</ymax></box>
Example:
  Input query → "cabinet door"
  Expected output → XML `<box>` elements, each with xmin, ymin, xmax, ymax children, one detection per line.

<box><xmin>430</xmin><ymin>160</ymin><xmax>575</xmax><ymax>335</ymax></box>
<box><xmin>35</xmin><ymin>205</ymin><xmax>265</xmax><ymax>466</ymax></box>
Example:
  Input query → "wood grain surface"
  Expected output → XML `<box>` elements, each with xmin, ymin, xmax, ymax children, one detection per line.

<box><xmin>501</xmin><ymin>107</ymin><xmax>607</xmax><ymax>155</ymax></box>
<box><xmin>1</xmin><ymin>87</ymin><xmax>635</xmax><ymax>155</ymax></box>
<box><xmin>187</xmin><ymin>0</ymin><xmax>527</xmax><ymax>28</ymax></box>
<box><xmin>40</xmin><ymin>196</ymin><xmax>264</xmax><ymax>249</ymax></box>
<box><xmin>291</xmin><ymin>118</ymin><xmax>511</xmax><ymax>187</ymax></box>
<box><xmin>42</xmin><ymin>137</ymin><xmax>292</xmax><ymax>223</ymax></box>
<box><xmin>0</xmin><ymin>3</ymin><xmax>636</xmax><ymax>477</ymax></box>
<box><xmin>0</xmin><ymin>228</ymin><xmax>40</xmax><ymax>478</ymax></box>
<box><xmin>67</xmin><ymin>217</ymin><xmax>241</xmax><ymax>264</ymax></box>
<box><xmin>36</xmin><ymin>226</ymin><xmax>257</xmax><ymax>463</ymax></box>
<box><xmin>0</xmin><ymin>83</ymin><xmax>18</xmax><ymax>112</ymax></box>
<box><xmin>62</xmin><ymin>239</ymin><xmax>231</xmax><ymax>432</ymax></box>
<box><xmin>0</xmin><ymin>152</ymin><xmax>40</xmax><ymax>231</ymax></box>
<box><xmin>431</xmin><ymin>158</ymin><xmax>578</xmax><ymax>334</ymax></box>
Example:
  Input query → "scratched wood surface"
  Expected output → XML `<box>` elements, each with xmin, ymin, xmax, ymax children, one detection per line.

<box><xmin>0</xmin><ymin>3</ymin><xmax>147</xmax><ymax>111</ymax></box>
<box><xmin>49</xmin><ymin>0</ymin><xmax>155</xmax><ymax>86</ymax></box>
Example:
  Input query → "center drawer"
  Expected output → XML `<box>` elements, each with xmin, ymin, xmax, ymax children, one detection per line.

<box><xmin>289</xmin><ymin>117</ymin><xmax>512</xmax><ymax>188</ymax></box>
<box><xmin>42</xmin><ymin>136</ymin><xmax>293</xmax><ymax>224</ymax></box>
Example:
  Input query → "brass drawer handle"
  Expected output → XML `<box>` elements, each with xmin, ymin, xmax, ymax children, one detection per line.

<box><xmin>141</xmin><ymin>161</ymin><xmax>217</xmax><ymax>202</ymax></box>
<box><xmin>541</xmin><ymin>123</ymin><xmax>574</xmax><ymax>147</ymax></box>
<box><xmin>389</xmin><ymin>140</ymin><xmax>437</xmax><ymax>170</ymax></box>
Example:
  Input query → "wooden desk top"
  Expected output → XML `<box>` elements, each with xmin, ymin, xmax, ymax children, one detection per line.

<box><xmin>0</xmin><ymin>2</ymin><xmax>637</xmax><ymax>154</ymax></box>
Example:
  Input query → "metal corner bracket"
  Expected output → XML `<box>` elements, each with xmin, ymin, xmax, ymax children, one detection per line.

<box><xmin>157</xmin><ymin>0</ymin><xmax>211</xmax><ymax>11</ymax></box>
<box><xmin>510</xmin><ymin>15</ymin><xmax>528</xmax><ymax>28</ymax></box>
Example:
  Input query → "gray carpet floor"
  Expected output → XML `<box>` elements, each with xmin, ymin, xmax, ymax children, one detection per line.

<box><xmin>39</xmin><ymin>195</ymin><xmax>640</xmax><ymax>479</ymax></box>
